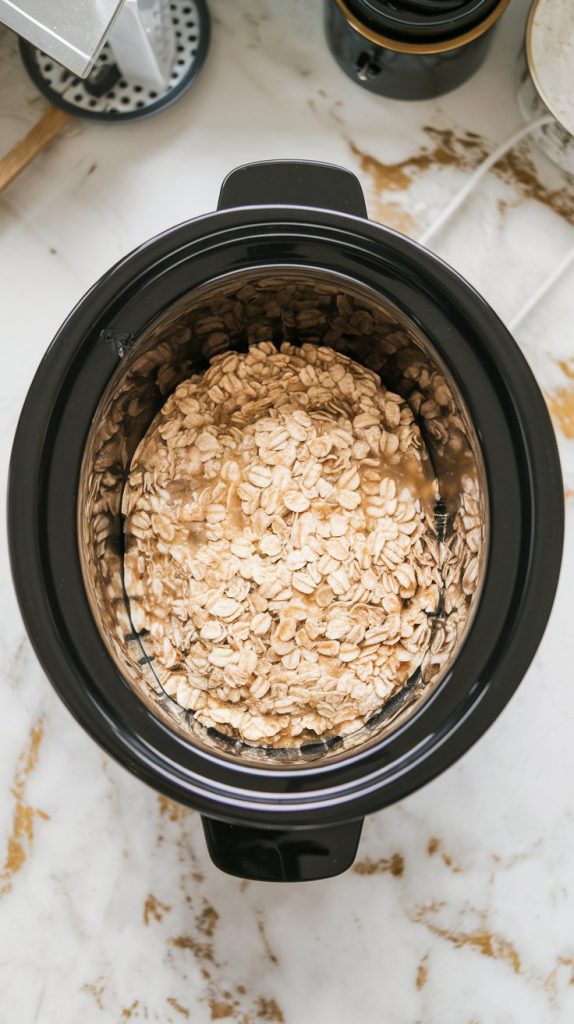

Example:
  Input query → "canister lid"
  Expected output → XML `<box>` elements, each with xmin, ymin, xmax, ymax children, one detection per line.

<box><xmin>527</xmin><ymin>0</ymin><xmax>574</xmax><ymax>137</ymax></box>
<box><xmin>345</xmin><ymin>0</ymin><xmax>501</xmax><ymax>41</ymax></box>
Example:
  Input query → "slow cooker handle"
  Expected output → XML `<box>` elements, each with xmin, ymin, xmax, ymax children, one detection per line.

<box><xmin>201</xmin><ymin>816</ymin><xmax>364</xmax><ymax>882</ymax></box>
<box><xmin>217</xmin><ymin>159</ymin><xmax>368</xmax><ymax>217</ymax></box>
<box><xmin>204</xmin><ymin>157</ymin><xmax>368</xmax><ymax>882</ymax></box>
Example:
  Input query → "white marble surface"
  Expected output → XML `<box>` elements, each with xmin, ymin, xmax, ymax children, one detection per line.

<box><xmin>1</xmin><ymin>2</ymin><xmax>574</xmax><ymax>1021</ymax></box>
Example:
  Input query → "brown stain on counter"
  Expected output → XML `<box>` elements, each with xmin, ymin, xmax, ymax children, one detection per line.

<box><xmin>158</xmin><ymin>794</ymin><xmax>189</xmax><ymax>822</ymax></box>
<box><xmin>163</xmin><ymin>830</ymin><xmax>285</xmax><ymax>1024</ymax></box>
<box><xmin>350</xmin><ymin>124</ymin><xmax>487</xmax><ymax>190</ymax></box>
<box><xmin>558</xmin><ymin>360</ymin><xmax>574</xmax><ymax>380</ymax></box>
<box><xmin>557</xmin><ymin>956</ymin><xmax>574</xmax><ymax>985</ymax></box>
<box><xmin>547</xmin><ymin>388</ymin><xmax>574</xmax><ymax>438</ymax></box>
<box><xmin>350</xmin><ymin>124</ymin><xmax>574</xmax><ymax>231</ymax></box>
<box><xmin>121</xmin><ymin>1000</ymin><xmax>139</xmax><ymax>1020</ymax></box>
<box><xmin>350</xmin><ymin>140</ymin><xmax>417</xmax><ymax>192</ymax></box>
<box><xmin>353</xmin><ymin>852</ymin><xmax>404</xmax><ymax>877</ymax></box>
<box><xmin>375</xmin><ymin>202</ymin><xmax>417</xmax><ymax>236</ymax></box>
<box><xmin>82</xmin><ymin>978</ymin><xmax>106</xmax><ymax>1010</ymax></box>
<box><xmin>348</xmin><ymin>141</ymin><xmax>418</xmax><ymax>232</ymax></box>
<box><xmin>209</xmin><ymin>999</ymin><xmax>236</xmax><ymax>1020</ymax></box>
<box><xmin>411</xmin><ymin>904</ymin><xmax>521</xmax><ymax>975</ymax></box>
<box><xmin>0</xmin><ymin>718</ymin><xmax>48</xmax><ymax>899</ymax></box>
<box><xmin>171</xmin><ymin>934</ymin><xmax>215</xmax><ymax>964</ymax></box>
<box><xmin>547</xmin><ymin>360</ymin><xmax>574</xmax><ymax>439</ymax></box>
<box><xmin>496</xmin><ymin>148</ymin><xmax>574</xmax><ymax>227</ymax></box>
<box><xmin>416</xmin><ymin>955</ymin><xmax>429</xmax><ymax>990</ymax></box>
<box><xmin>143</xmin><ymin>892</ymin><xmax>171</xmax><ymax>925</ymax></box>
<box><xmin>256</xmin><ymin>997</ymin><xmax>285</xmax><ymax>1022</ymax></box>
<box><xmin>167</xmin><ymin>996</ymin><xmax>190</xmax><ymax>1017</ymax></box>
<box><xmin>197</xmin><ymin>901</ymin><xmax>219</xmax><ymax>938</ymax></box>
<box><xmin>257</xmin><ymin>913</ymin><xmax>279</xmax><ymax>966</ymax></box>
<box><xmin>427</xmin><ymin>836</ymin><xmax>462</xmax><ymax>873</ymax></box>
<box><xmin>349</xmin><ymin>128</ymin><xmax>486</xmax><ymax>231</ymax></box>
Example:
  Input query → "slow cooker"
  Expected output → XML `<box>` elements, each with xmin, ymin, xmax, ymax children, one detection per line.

<box><xmin>8</xmin><ymin>159</ymin><xmax>563</xmax><ymax>881</ymax></box>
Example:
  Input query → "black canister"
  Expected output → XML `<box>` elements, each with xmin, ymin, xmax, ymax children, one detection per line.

<box><xmin>325</xmin><ymin>0</ymin><xmax>511</xmax><ymax>100</ymax></box>
<box><xmin>8</xmin><ymin>160</ymin><xmax>562</xmax><ymax>883</ymax></box>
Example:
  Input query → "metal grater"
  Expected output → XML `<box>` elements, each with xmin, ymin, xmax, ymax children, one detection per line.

<box><xmin>15</xmin><ymin>0</ymin><xmax>210</xmax><ymax>121</ymax></box>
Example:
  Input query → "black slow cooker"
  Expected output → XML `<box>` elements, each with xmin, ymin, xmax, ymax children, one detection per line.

<box><xmin>8</xmin><ymin>160</ymin><xmax>563</xmax><ymax>881</ymax></box>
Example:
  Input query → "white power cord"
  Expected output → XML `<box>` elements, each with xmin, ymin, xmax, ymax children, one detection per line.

<box><xmin>418</xmin><ymin>114</ymin><xmax>574</xmax><ymax>331</ymax></box>
<box><xmin>418</xmin><ymin>115</ymin><xmax>554</xmax><ymax>246</ymax></box>
<box><xmin>508</xmin><ymin>244</ymin><xmax>574</xmax><ymax>330</ymax></box>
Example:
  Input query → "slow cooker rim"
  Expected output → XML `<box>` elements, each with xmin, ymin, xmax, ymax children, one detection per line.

<box><xmin>8</xmin><ymin>204</ymin><xmax>563</xmax><ymax>825</ymax></box>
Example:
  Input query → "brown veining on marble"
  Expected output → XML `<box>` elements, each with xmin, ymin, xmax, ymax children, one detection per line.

<box><xmin>490</xmin><ymin>839</ymin><xmax>544</xmax><ymax>871</ymax></box>
<box><xmin>143</xmin><ymin>892</ymin><xmax>172</xmax><ymax>925</ymax></box>
<box><xmin>167</xmin><ymin>996</ymin><xmax>190</xmax><ymax>1017</ymax></box>
<box><xmin>255</xmin><ymin>997</ymin><xmax>285</xmax><ymax>1022</ymax></box>
<box><xmin>257</xmin><ymin>912</ymin><xmax>279</xmax><ymax>966</ymax></box>
<box><xmin>546</xmin><ymin>360</ymin><xmax>574</xmax><ymax>439</ymax></box>
<box><xmin>0</xmin><ymin>718</ymin><xmax>48</xmax><ymax>900</ymax></box>
<box><xmin>158</xmin><ymin>794</ymin><xmax>189</xmax><ymax>822</ymax></box>
<box><xmin>348</xmin><ymin>128</ymin><xmax>488</xmax><ymax>231</ymax></box>
<box><xmin>546</xmin><ymin>387</ymin><xmax>574</xmax><ymax>438</ymax></box>
<box><xmin>427</xmin><ymin>836</ymin><xmax>462</xmax><ymax>873</ymax></box>
<box><xmin>377</xmin><ymin>202</ymin><xmax>417</xmax><ymax>236</ymax></box>
<box><xmin>496</xmin><ymin>149</ymin><xmax>574</xmax><ymax>227</ymax></box>
<box><xmin>161</xmin><ymin>801</ymin><xmax>285</xmax><ymax>1022</ymax></box>
<box><xmin>558</xmin><ymin>360</ymin><xmax>574</xmax><ymax>380</ymax></box>
<box><xmin>557</xmin><ymin>957</ymin><xmax>574</xmax><ymax>985</ymax></box>
<box><xmin>350</xmin><ymin>124</ymin><xmax>574</xmax><ymax>234</ymax></box>
<box><xmin>353</xmin><ymin>853</ymin><xmax>405</xmax><ymax>877</ymax></box>
<box><xmin>197</xmin><ymin>900</ymin><xmax>219</xmax><ymax>938</ymax></box>
<box><xmin>82</xmin><ymin>977</ymin><xmax>107</xmax><ymax>1010</ymax></box>
<box><xmin>351</xmin><ymin>139</ymin><xmax>429</xmax><ymax>192</ymax></box>
<box><xmin>541</xmin><ymin>955</ymin><xmax>574</xmax><ymax>1006</ymax></box>
<box><xmin>329</xmin><ymin>100</ymin><xmax>345</xmax><ymax>127</ymax></box>
<box><xmin>209</xmin><ymin>997</ymin><xmax>237</xmax><ymax>1020</ymax></box>
<box><xmin>416</xmin><ymin>955</ymin><xmax>429</xmax><ymax>990</ymax></box>
<box><xmin>5</xmin><ymin>636</ymin><xmax>30</xmax><ymax>689</ymax></box>
<box><xmin>171</xmin><ymin>934</ymin><xmax>215</xmax><ymax>965</ymax></box>
<box><xmin>411</xmin><ymin>896</ymin><xmax>574</xmax><ymax>1007</ymax></box>
<box><xmin>424</xmin><ymin>126</ymin><xmax>487</xmax><ymax>161</ymax></box>
<box><xmin>121</xmin><ymin>1000</ymin><xmax>139</xmax><ymax>1020</ymax></box>
<box><xmin>411</xmin><ymin>903</ymin><xmax>521</xmax><ymax>974</ymax></box>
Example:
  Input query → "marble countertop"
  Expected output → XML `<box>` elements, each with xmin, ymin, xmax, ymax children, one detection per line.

<box><xmin>1</xmin><ymin>1</ymin><xmax>574</xmax><ymax>1021</ymax></box>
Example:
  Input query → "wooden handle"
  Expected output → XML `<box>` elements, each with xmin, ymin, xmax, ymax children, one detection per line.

<box><xmin>0</xmin><ymin>105</ymin><xmax>72</xmax><ymax>193</ymax></box>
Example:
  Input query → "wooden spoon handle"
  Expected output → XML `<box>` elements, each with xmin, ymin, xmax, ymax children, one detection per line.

<box><xmin>0</xmin><ymin>105</ymin><xmax>72</xmax><ymax>193</ymax></box>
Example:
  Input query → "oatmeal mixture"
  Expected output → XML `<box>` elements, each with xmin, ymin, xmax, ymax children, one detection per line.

<box><xmin>122</xmin><ymin>342</ymin><xmax>444</xmax><ymax>746</ymax></box>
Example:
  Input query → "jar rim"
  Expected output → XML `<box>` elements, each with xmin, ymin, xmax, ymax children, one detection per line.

<box><xmin>332</xmin><ymin>0</ymin><xmax>510</xmax><ymax>51</ymax></box>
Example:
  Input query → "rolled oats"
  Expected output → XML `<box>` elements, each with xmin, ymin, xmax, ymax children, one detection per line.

<box><xmin>122</xmin><ymin>341</ymin><xmax>446</xmax><ymax>748</ymax></box>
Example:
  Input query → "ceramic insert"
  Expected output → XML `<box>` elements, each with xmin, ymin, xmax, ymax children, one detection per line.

<box><xmin>78</xmin><ymin>268</ymin><xmax>488</xmax><ymax>764</ymax></box>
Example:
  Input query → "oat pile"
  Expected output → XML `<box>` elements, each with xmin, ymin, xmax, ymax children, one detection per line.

<box><xmin>122</xmin><ymin>341</ymin><xmax>443</xmax><ymax>746</ymax></box>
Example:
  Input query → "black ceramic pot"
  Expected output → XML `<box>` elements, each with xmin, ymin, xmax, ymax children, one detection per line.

<box><xmin>8</xmin><ymin>160</ymin><xmax>562</xmax><ymax>882</ymax></box>
<box><xmin>325</xmin><ymin>0</ymin><xmax>511</xmax><ymax>100</ymax></box>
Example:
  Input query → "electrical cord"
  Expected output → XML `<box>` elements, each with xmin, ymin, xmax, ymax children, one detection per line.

<box><xmin>417</xmin><ymin>114</ymin><xmax>574</xmax><ymax>329</ymax></box>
